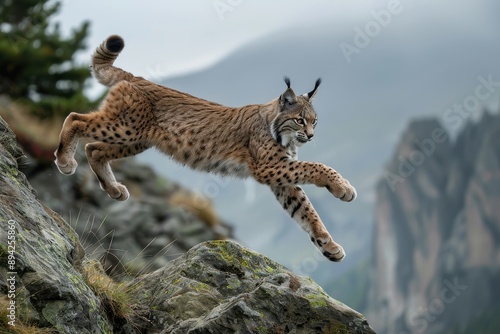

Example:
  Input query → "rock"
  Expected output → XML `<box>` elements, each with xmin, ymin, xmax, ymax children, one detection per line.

<box><xmin>0</xmin><ymin>117</ymin><xmax>113</xmax><ymax>333</ymax></box>
<box><xmin>128</xmin><ymin>240</ymin><xmax>375</xmax><ymax>334</ymax></box>
<box><xmin>0</xmin><ymin>115</ymin><xmax>375</xmax><ymax>333</ymax></box>
<box><xmin>368</xmin><ymin>112</ymin><xmax>500</xmax><ymax>334</ymax></box>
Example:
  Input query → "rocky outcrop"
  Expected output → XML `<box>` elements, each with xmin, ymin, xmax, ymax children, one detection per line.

<box><xmin>367</xmin><ymin>112</ymin><xmax>500</xmax><ymax>334</ymax></box>
<box><xmin>0</xmin><ymin>118</ymin><xmax>112</xmax><ymax>332</ymax></box>
<box><xmin>0</xmin><ymin>116</ymin><xmax>375</xmax><ymax>333</ymax></box>
<box><xmin>129</xmin><ymin>240</ymin><xmax>375</xmax><ymax>333</ymax></box>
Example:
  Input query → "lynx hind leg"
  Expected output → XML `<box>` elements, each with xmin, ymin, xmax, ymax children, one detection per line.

<box><xmin>55</xmin><ymin>112</ymin><xmax>90</xmax><ymax>175</ymax></box>
<box><xmin>273</xmin><ymin>185</ymin><xmax>346</xmax><ymax>262</ymax></box>
<box><xmin>85</xmin><ymin>142</ymin><xmax>147</xmax><ymax>201</ymax></box>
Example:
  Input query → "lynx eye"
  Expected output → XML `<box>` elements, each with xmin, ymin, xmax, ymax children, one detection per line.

<box><xmin>294</xmin><ymin>118</ymin><xmax>305</xmax><ymax>126</ymax></box>
<box><xmin>312</xmin><ymin>118</ymin><xmax>318</xmax><ymax>126</ymax></box>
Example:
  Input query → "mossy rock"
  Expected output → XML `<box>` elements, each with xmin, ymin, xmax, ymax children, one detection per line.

<box><xmin>0</xmin><ymin>116</ymin><xmax>112</xmax><ymax>333</ymax></box>
<box><xmin>128</xmin><ymin>240</ymin><xmax>375</xmax><ymax>333</ymax></box>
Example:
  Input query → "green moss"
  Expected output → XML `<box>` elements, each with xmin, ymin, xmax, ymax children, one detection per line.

<box><xmin>7</xmin><ymin>164</ymin><xmax>19</xmax><ymax>178</ymax></box>
<box><xmin>0</xmin><ymin>244</ymin><xmax>7</xmax><ymax>258</ymax></box>
<box><xmin>209</xmin><ymin>241</ymin><xmax>277</xmax><ymax>277</ymax></box>
<box><xmin>191</xmin><ymin>281</ymin><xmax>212</xmax><ymax>292</ymax></box>
<box><xmin>255</xmin><ymin>325</ymin><xmax>270</xmax><ymax>334</ymax></box>
<box><xmin>89</xmin><ymin>296</ymin><xmax>98</xmax><ymax>309</ymax></box>
<box><xmin>305</xmin><ymin>293</ymin><xmax>328</xmax><ymax>308</ymax></box>
<box><xmin>226</xmin><ymin>276</ymin><xmax>241</xmax><ymax>290</ymax></box>
<box><xmin>42</xmin><ymin>229</ymin><xmax>69</xmax><ymax>255</ymax></box>
<box><xmin>214</xmin><ymin>242</ymin><xmax>234</xmax><ymax>263</ymax></box>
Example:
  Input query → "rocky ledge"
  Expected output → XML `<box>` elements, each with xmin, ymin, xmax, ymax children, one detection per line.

<box><xmin>0</xmin><ymin>116</ymin><xmax>375</xmax><ymax>333</ymax></box>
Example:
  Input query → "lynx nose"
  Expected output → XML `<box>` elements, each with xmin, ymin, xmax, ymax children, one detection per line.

<box><xmin>307</xmin><ymin>133</ymin><xmax>314</xmax><ymax>140</ymax></box>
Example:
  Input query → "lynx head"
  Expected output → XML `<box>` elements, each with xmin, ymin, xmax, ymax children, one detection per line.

<box><xmin>270</xmin><ymin>77</ymin><xmax>321</xmax><ymax>147</ymax></box>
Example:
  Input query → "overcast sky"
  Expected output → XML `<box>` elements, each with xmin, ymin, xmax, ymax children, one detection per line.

<box><xmin>53</xmin><ymin>0</ymin><xmax>498</xmax><ymax>98</ymax></box>
<box><xmin>55</xmin><ymin>0</ymin><xmax>355</xmax><ymax>78</ymax></box>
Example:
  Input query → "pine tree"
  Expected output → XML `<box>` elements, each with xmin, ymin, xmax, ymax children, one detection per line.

<box><xmin>0</xmin><ymin>0</ymin><xmax>93</xmax><ymax>117</ymax></box>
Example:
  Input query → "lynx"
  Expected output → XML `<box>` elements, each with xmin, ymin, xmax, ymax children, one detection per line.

<box><xmin>55</xmin><ymin>35</ymin><xmax>357</xmax><ymax>262</ymax></box>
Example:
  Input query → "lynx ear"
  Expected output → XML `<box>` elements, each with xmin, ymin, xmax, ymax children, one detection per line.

<box><xmin>279</xmin><ymin>76</ymin><xmax>297</xmax><ymax>111</ymax></box>
<box><xmin>304</xmin><ymin>78</ymin><xmax>322</xmax><ymax>101</ymax></box>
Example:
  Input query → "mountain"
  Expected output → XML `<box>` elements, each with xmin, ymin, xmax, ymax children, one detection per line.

<box><xmin>136</xmin><ymin>18</ymin><xmax>500</xmax><ymax>293</ymax></box>
<box><xmin>366</xmin><ymin>111</ymin><xmax>500</xmax><ymax>333</ymax></box>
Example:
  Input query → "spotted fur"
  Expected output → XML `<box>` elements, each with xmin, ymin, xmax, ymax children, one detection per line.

<box><xmin>55</xmin><ymin>35</ymin><xmax>357</xmax><ymax>262</ymax></box>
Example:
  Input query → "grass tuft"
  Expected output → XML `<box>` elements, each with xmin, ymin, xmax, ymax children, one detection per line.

<box><xmin>81</xmin><ymin>258</ymin><xmax>142</xmax><ymax>328</ymax></box>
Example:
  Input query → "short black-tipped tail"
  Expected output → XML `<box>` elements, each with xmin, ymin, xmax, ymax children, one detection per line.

<box><xmin>91</xmin><ymin>35</ymin><xmax>134</xmax><ymax>87</ymax></box>
<box><xmin>105</xmin><ymin>35</ymin><xmax>124</xmax><ymax>53</ymax></box>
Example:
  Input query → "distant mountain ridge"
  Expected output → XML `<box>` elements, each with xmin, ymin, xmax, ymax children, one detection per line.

<box><xmin>367</xmin><ymin>111</ymin><xmax>500</xmax><ymax>334</ymax></box>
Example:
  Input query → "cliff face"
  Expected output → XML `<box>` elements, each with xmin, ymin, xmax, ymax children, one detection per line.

<box><xmin>0</xmin><ymin>118</ymin><xmax>111</xmax><ymax>333</ymax></box>
<box><xmin>0</xmin><ymin>116</ymin><xmax>375</xmax><ymax>333</ymax></box>
<box><xmin>367</xmin><ymin>112</ymin><xmax>500</xmax><ymax>333</ymax></box>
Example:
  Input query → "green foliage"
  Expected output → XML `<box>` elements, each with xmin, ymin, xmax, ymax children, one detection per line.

<box><xmin>0</xmin><ymin>0</ymin><xmax>96</xmax><ymax>118</ymax></box>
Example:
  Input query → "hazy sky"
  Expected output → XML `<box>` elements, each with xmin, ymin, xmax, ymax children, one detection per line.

<box><xmin>54</xmin><ymin>0</ymin><xmax>498</xmax><ymax>97</ymax></box>
<box><xmin>55</xmin><ymin>1</ymin><xmax>355</xmax><ymax>78</ymax></box>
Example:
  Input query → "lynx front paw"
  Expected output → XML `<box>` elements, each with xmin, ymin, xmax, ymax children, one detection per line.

<box><xmin>54</xmin><ymin>155</ymin><xmax>78</xmax><ymax>175</ymax></box>
<box><xmin>310</xmin><ymin>234</ymin><xmax>346</xmax><ymax>262</ymax></box>
<box><xmin>102</xmin><ymin>182</ymin><xmax>130</xmax><ymax>201</ymax></box>
<box><xmin>328</xmin><ymin>178</ymin><xmax>357</xmax><ymax>202</ymax></box>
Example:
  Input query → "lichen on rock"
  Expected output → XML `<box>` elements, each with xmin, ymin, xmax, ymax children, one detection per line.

<box><xmin>0</xmin><ymin>116</ymin><xmax>112</xmax><ymax>333</ymax></box>
<box><xmin>127</xmin><ymin>240</ymin><xmax>375</xmax><ymax>333</ymax></box>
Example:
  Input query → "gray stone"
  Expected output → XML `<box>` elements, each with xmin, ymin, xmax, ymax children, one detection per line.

<box><xmin>129</xmin><ymin>240</ymin><xmax>376</xmax><ymax>334</ymax></box>
<box><xmin>0</xmin><ymin>116</ymin><xmax>112</xmax><ymax>333</ymax></box>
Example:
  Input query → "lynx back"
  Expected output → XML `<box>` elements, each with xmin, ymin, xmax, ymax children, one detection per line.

<box><xmin>55</xmin><ymin>35</ymin><xmax>357</xmax><ymax>262</ymax></box>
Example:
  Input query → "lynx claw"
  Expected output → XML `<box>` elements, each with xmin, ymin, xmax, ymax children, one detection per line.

<box><xmin>54</xmin><ymin>157</ymin><xmax>78</xmax><ymax>175</ymax></box>
<box><xmin>329</xmin><ymin>179</ymin><xmax>356</xmax><ymax>202</ymax></box>
<box><xmin>104</xmin><ymin>183</ymin><xmax>130</xmax><ymax>201</ymax></box>
<box><xmin>310</xmin><ymin>235</ymin><xmax>346</xmax><ymax>262</ymax></box>
<box><xmin>340</xmin><ymin>184</ymin><xmax>357</xmax><ymax>202</ymax></box>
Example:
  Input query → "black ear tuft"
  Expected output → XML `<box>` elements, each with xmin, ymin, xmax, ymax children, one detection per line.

<box><xmin>307</xmin><ymin>78</ymin><xmax>322</xmax><ymax>100</ymax></box>
<box><xmin>283</xmin><ymin>76</ymin><xmax>291</xmax><ymax>89</ymax></box>
<box><xmin>106</xmin><ymin>35</ymin><xmax>125</xmax><ymax>53</ymax></box>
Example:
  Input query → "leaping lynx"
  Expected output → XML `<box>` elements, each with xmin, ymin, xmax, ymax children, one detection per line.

<box><xmin>55</xmin><ymin>35</ymin><xmax>357</xmax><ymax>262</ymax></box>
